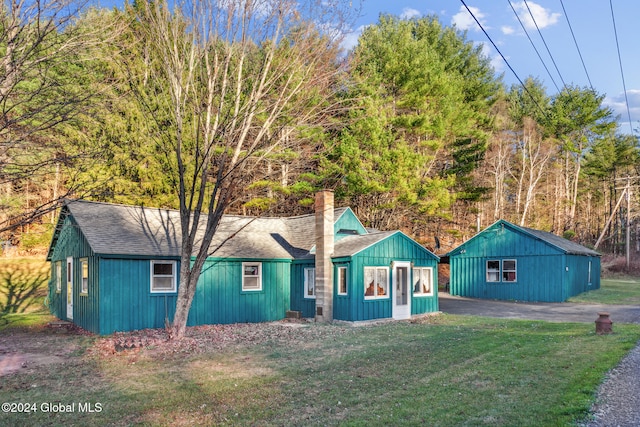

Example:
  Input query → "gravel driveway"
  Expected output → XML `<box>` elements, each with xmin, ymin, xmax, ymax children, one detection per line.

<box><xmin>439</xmin><ymin>293</ymin><xmax>640</xmax><ymax>426</ymax></box>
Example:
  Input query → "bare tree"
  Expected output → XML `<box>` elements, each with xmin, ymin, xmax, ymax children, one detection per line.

<box><xmin>129</xmin><ymin>0</ymin><xmax>356</xmax><ymax>338</ymax></box>
<box><xmin>485</xmin><ymin>130</ymin><xmax>513</xmax><ymax>221</ymax></box>
<box><xmin>0</xmin><ymin>0</ymin><xmax>118</xmax><ymax>233</ymax></box>
<box><xmin>514</xmin><ymin>118</ymin><xmax>552</xmax><ymax>226</ymax></box>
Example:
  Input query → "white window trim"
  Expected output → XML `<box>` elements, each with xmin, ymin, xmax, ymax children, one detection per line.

<box><xmin>502</xmin><ymin>259</ymin><xmax>517</xmax><ymax>283</ymax></box>
<box><xmin>55</xmin><ymin>261</ymin><xmax>62</xmax><ymax>293</ymax></box>
<box><xmin>486</xmin><ymin>260</ymin><xmax>500</xmax><ymax>282</ymax></box>
<box><xmin>242</xmin><ymin>262</ymin><xmax>263</xmax><ymax>292</ymax></box>
<box><xmin>80</xmin><ymin>258</ymin><xmax>89</xmax><ymax>295</ymax></box>
<box><xmin>304</xmin><ymin>267</ymin><xmax>316</xmax><ymax>299</ymax></box>
<box><xmin>364</xmin><ymin>266</ymin><xmax>389</xmax><ymax>300</ymax></box>
<box><xmin>150</xmin><ymin>260</ymin><xmax>177</xmax><ymax>293</ymax></box>
<box><xmin>337</xmin><ymin>266</ymin><xmax>348</xmax><ymax>296</ymax></box>
<box><xmin>413</xmin><ymin>267</ymin><xmax>434</xmax><ymax>296</ymax></box>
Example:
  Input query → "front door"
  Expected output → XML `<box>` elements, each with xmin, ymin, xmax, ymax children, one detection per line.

<box><xmin>66</xmin><ymin>257</ymin><xmax>73</xmax><ymax>320</ymax></box>
<box><xmin>392</xmin><ymin>262</ymin><xmax>411</xmax><ymax>320</ymax></box>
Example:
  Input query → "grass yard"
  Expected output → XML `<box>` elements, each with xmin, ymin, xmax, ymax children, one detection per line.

<box><xmin>568</xmin><ymin>277</ymin><xmax>640</xmax><ymax>305</ymax></box>
<box><xmin>0</xmin><ymin>257</ymin><xmax>50</xmax><ymax>323</ymax></box>
<box><xmin>1</xmin><ymin>314</ymin><xmax>639</xmax><ymax>426</ymax></box>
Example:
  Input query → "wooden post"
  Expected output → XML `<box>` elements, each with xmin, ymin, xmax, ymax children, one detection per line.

<box><xmin>626</xmin><ymin>177</ymin><xmax>631</xmax><ymax>270</ymax></box>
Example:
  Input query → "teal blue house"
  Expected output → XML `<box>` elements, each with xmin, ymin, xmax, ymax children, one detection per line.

<box><xmin>47</xmin><ymin>192</ymin><xmax>439</xmax><ymax>334</ymax></box>
<box><xmin>447</xmin><ymin>219</ymin><xmax>600</xmax><ymax>302</ymax></box>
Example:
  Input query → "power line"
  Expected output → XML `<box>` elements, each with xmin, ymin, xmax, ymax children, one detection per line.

<box><xmin>559</xmin><ymin>0</ymin><xmax>593</xmax><ymax>90</ymax></box>
<box><xmin>459</xmin><ymin>0</ymin><xmax>549</xmax><ymax>121</ymax></box>
<box><xmin>522</xmin><ymin>0</ymin><xmax>567</xmax><ymax>89</ymax></box>
<box><xmin>609</xmin><ymin>0</ymin><xmax>634</xmax><ymax>134</ymax></box>
<box><xmin>507</xmin><ymin>0</ymin><xmax>560</xmax><ymax>93</ymax></box>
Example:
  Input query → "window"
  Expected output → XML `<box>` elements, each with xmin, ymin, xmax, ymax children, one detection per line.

<box><xmin>337</xmin><ymin>267</ymin><xmax>347</xmax><ymax>295</ymax></box>
<box><xmin>55</xmin><ymin>261</ymin><xmax>62</xmax><ymax>293</ymax></box>
<box><xmin>151</xmin><ymin>261</ymin><xmax>177</xmax><ymax>293</ymax></box>
<box><xmin>486</xmin><ymin>260</ymin><xmax>500</xmax><ymax>282</ymax></box>
<box><xmin>242</xmin><ymin>262</ymin><xmax>262</xmax><ymax>291</ymax></box>
<box><xmin>413</xmin><ymin>267</ymin><xmax>433</xmax><ymax>296</ymax></box>
<box><xmin>364</xmin><ymin>267</ymin><xmax>388</xmax><ymax>299</ymax></box>
<box><xmin>486</xmin><ymin>259</ymin><xmax>517</xmax><ymax>283</ymax></box>
<box><xmin>502</xmin><ymin>260</ymin><xmax>517</xmax><ymax>282</ymax></box>
<box><xmin>304</xmin><ymin>268</ymin><xmax>315</xmax><ymax>299</ymax></box>
<box><xmin>80</xmin><ymin>259</ymin><xmax>89</xmax><ymax>294</ymax></box>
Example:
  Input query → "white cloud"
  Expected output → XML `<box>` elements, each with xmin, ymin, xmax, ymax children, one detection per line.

<box><xmin>604</xmin><ymin>89</ymin><xmax>640</xmax><ymax>134</ymax></box>
<box><xmin>340</xmin><ymin>24</ymin><xmax>368</xmax><ymax>54</ymax></box>
<box><xmin>512</xmin><ymin>1</ymin><xmax>560</xmax><ymax>30</ymax></box>
<box><xmin>451</xmin><ymin>5</ymin><xmax>486</xmax><ymax>32</ymax></box>
<box><xmin>400</xmin><ymin>8</ymin><xmax>421</xmax><ymax>20</ymax></box>
<box><xmin>491</xmin><ymin>54</ymin><xmax>506</xmax><ymax>74</ymax></box>
<box><xmin>501</xmin><ymin>26</ymin><xmax>515</xmax><ymax>35</ymax></box>
<box><xmin>473</xmin><ymin>41</ymin><xmax>504</xmax><ymax>75</ymax></box>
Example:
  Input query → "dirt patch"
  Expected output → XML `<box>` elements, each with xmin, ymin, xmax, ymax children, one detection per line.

<box><xmin>0</xmin><ymin>352</ymin><xmax>66</xmax><ymax>376</ymax></box>
<box><xmin>0</xmin><ymin>323</ymin><xmax>91</xmax><ymax>377</ymax></box>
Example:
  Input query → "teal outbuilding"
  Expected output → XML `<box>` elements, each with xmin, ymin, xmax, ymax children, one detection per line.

<box><xmin>447</xmin><ymin>219</ymin><xmax>600</xmax><ymax>302</ymax></box>
<box><xmin>47</xmin><ymin>191</ymin><xmax>439</xmax><ymax>334</ymax></box>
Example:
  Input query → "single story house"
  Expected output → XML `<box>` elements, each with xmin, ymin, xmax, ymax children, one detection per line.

<box><xmin>46</xmin><ymin>191</ymin><xmax>439</xmax><ymax>334</ymax></box>
<box><xmin>447</xmin><ymin>219</ymin><xmax>600</xmax><ymax>302</ymax></box>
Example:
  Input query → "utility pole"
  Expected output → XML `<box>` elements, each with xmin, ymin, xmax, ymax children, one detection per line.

<box><xmin>626</xmin><ymin>177</ymin><xmax>631</xmax><ymax>270</ymax></box>
<box><xmin>595</xmin><ymin>176</ymin><xmax>639</xmax><ymax>261</ymax></box>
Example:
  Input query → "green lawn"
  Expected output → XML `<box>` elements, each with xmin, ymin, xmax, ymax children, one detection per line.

<box><xmin>1</xmin><ymin>314</ymin><xmax>639</xmax><ymax>426</ymax></box>
<box><xmin>0</xmin><ymin>257</ymin><xmax>49</xmax><ymax>321</ymax></box>
<box><xmin>568</xmin><ymin>277</ymin><xmax>640</xmax><ymax>305</ymax></box>
<box><xmin>2</xmin><ymin>267</ymin><xmax>639</xmax><ymax>426</ymax></box>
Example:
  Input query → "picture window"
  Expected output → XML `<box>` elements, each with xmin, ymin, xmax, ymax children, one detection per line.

<box><xmin>413</xmin><ymin>267</ymin><xmax>433</xmax><ymax>296</ymax></box>
<box><xmin>364</xmin><ymin>267</ymin><xmax>388</xmax><ymax>299</ymax></box>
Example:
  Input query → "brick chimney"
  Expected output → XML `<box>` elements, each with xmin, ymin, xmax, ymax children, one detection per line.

<box><xmin>314</xmin><ymin>190</ymin><xmax>334</xmax><ymax>322</ymax></box>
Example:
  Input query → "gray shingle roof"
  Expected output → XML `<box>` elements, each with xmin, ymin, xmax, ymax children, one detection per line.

<box><xmin>446</xmin><ymin>219</ymin><xmax>600</xmax><ymax>258</ymax></box>
<box><xmin>519</xmin><ymin>225</ymin><xmax>600</xmax><ymax>256</ymax></box>
<box><xmin>54</xmin><ymin>200</ymin><xmax>364</xmax><ymax>260</ymax></box>
<box><xmin>282</xmin><ymin>207</ymin><xmax>350</xmax><ymax>259</ymax></box>
<box><xmin>333</xmin><ymin>231</ymin><xmax>397</xmax><ymax>258</ymax></box>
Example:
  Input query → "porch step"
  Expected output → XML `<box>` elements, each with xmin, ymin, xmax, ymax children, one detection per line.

<box><xmin>46</xmin><ymin>320</ymin><xmax>74</xmax><ymax>331</ymax></box>
<box><xmin>285</xmin><ymin>310</ymin><xmax>302</xmax><ymax>320</ymax></box>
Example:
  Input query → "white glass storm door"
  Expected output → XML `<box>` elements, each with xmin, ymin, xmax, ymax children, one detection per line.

<box><xmin>392</xmin><ymin>262</ymin><xmax>411</xmax><ymax>320</ymax></box>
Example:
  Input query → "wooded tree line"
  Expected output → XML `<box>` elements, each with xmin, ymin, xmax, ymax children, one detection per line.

<box><xmin>1</xmin><ymin>1</ymin><xmax>637</xmax><ymax>258</ymax></box>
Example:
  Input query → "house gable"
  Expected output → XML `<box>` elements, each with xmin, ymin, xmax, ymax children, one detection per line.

<box><xmin>447</xmin><ymin>219</ymin><xmax>600</xmax><ymax>302</ymax></box>
<box><xmin>334</xmin><ymin>208</ymin><xmax>368</xmax><ymax>241</ymax></box>
<box><xmin>449</xmin><ymin>220</ymin><xmax>568</xmax><ymax>258</ymax></box>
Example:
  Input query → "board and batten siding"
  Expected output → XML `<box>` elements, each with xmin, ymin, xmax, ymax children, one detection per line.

<box><xmin>566</xmin><ymin>254</ymin><xmax>601</xmax><ymax>298</ymax></box>
<box><xmin>336</xmin><ymin>232</ymin><xmax>438</xmax><ymax>322</ymax></box>
<box><xmin>99</xmin><ymin>258</ymin><xmax>178</xmax><ymax>334</ymax></box>
<box><xmin>290</xmin><ymin>260</ymin><xmax>316</xmax><ymax>318</ymax></box>
<box><xmin>449</xmin><ymin>254</ymin><xmax>565</xmax><ymax>301</ymax></box>
<box><xmin>189</xmin><ymin>258</ymin><xmax>291</xmax><ymax>326</ymax></box>
<box><xmin>48</xmin><ymin>215</ymin><xmax>100</xmax><ymax>333</ymax></box>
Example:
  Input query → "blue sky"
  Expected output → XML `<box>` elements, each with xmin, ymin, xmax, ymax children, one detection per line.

<box><xmin>346</xmin><ymin>1</ymin><xmax>640</xmax><ymax>134</ymax></box>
